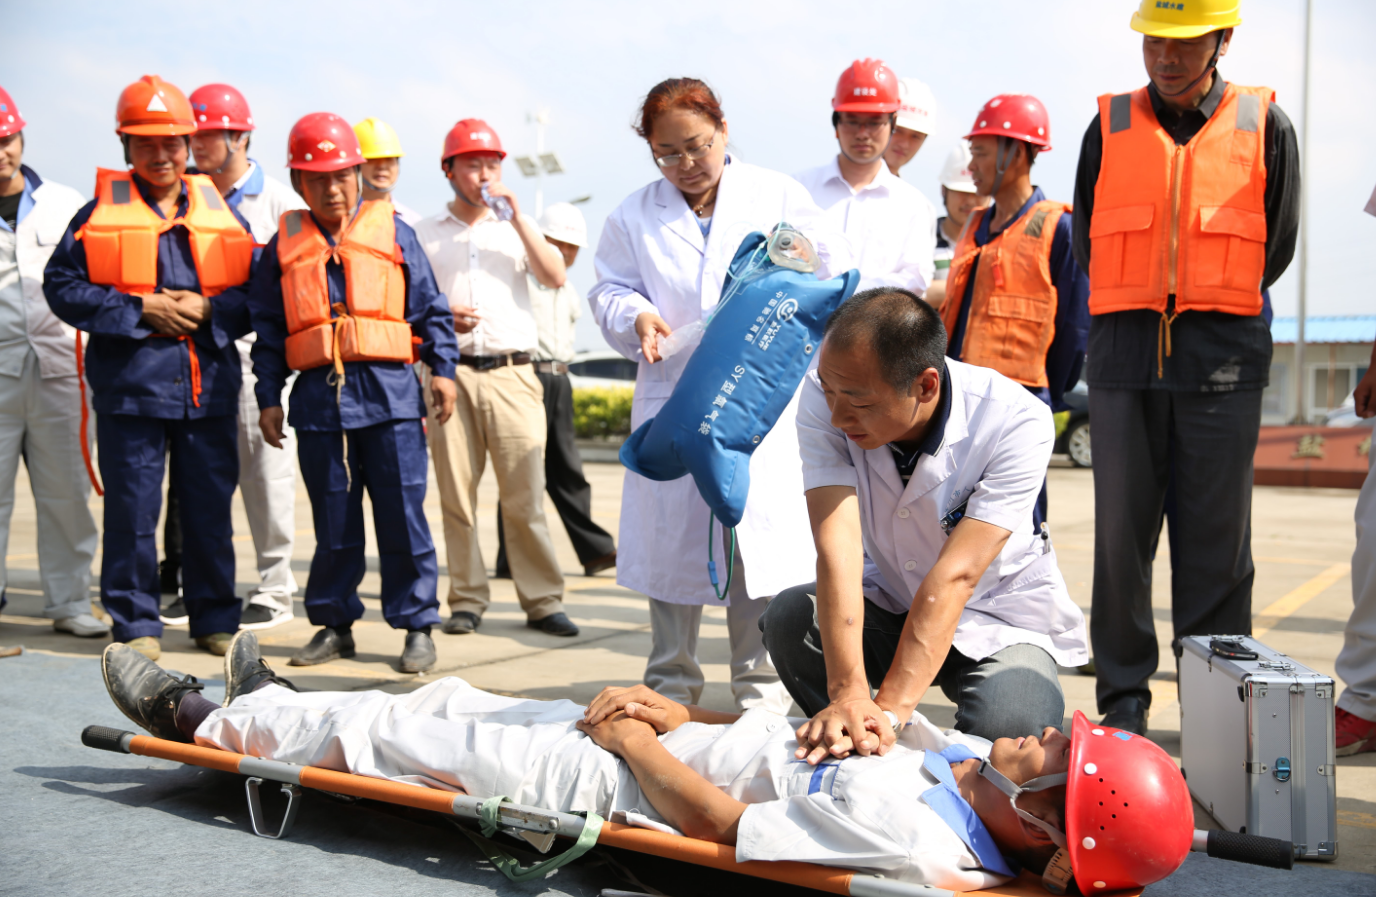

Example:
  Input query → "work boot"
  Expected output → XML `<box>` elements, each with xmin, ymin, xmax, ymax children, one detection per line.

<box><xmin>441</xmin><ymin>611</ymin><xmax>481</xmax><ymax>635</ymax></box>
<box><xmin>194</xmin><ymin>632</ymin><xmax>235</xmax><ymax>656</ymax></box>
<box><xmin>101</xmin><ymin>642</ymin><xmax>203</xmax><ymax>743</ymax></box>
<box><xmin>289</xmin><ymin>626</ymin><xmax>356</xmax><ymax>666</ymax></box>
<box><xmin>526</xmin><ymin>612</ymin><xmax>579</xmax><ymax>637</ymax></box>
<box><xmin>399</xmin><ymin>629</ymin><xmax>437</xmax><ymax>674</ymax></box>
<box><xmin>1336</xmin><ymin>707</ymin><xmax>1376</xmax><ymax>756</ymax></box>
<box><xmin>125</xmin><ymin>636</ymin><xmax>162</xmax><ymax>661</ymax></box>
<box><xmin>224</xmin><ymin>631</ymin><xmax>298</xmax><ymax>705</ymax></box>
<box><xmin>1100</xmin><ymin>696</ymin><xmax>1149</xmax><ymax>737</ymax></box>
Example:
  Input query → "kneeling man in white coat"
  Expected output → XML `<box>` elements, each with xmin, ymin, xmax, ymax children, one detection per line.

<box><xmin>760</xmin><ymin>288</ymin><xmax>1086</xmax><ymax>753</ymax></box>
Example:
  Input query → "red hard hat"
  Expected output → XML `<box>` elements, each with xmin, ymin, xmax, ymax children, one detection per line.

<box><xmin>116</xmin><ymin>75</ymin><xmax>196</xmax><ymax>137</ymax></box>
<box><xmin>966</xmin><ymin>94</ymin><xmax>1052</xmax><ymax>149</ymax></box>
<box><xmin>832</xmin><ymin>59</ymin><xmax>900</xmax><ymax>114</ymax></box>
<box><xmin>442</xmin><ymin>119</ymin><xmax>505</xmax><ymax>162</ymax></box>
<box><xmin>0</xmin><ymin>86</ymin><xmax>25</xmax><ymax>138</ymax></box>
<box><xmin>1065</xmin><ymin>710</ymin><xmax>1193</xmax><ymax>892</ymax></box>
<box><xmin>188</xmin><ymin>83</ymin><xmax>255</xmax><ymax>131</ymax></box>
<box><xmin>287</xmin><ymin>112</ymin><xmax>365</xmax><ymax>172</ymax></box>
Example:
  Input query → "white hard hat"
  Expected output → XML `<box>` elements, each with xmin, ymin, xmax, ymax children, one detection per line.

<box><xmin>939</xmin><ymin>140</ymin><xmax>978</xmax><ymax>193</ymax></box>
<box><xmin>538</xmin><ymin>202</ymin><xmax>588</xmax><ymax>248</ymax></box>
<box><xmin>895</xmin><ymin>77</ymin><xmax>936</xmax><ymax>135</ymax></box>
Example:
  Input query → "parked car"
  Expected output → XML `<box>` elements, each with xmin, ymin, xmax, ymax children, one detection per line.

<box><xmin>567</xmin><ymin>350</ymin><xmax>637</xmax><ymax>391</ymax></box>
<box><xmin>1055</xmin><ymin>380</ymin><xmax>1091</xmax><ymax>468</ymax></box>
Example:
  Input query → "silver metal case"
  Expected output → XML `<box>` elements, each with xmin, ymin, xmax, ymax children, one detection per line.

<box><xmin>1178</xmin><ymin>635</ymin><xmax>1337</xmax><ymax>859</ymax></box>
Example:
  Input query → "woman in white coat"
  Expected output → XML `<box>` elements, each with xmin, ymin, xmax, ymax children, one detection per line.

<box><xmin>588</xmin><ymin>78</ymin><xmax>849</xmax><ymax>712</ymax></box>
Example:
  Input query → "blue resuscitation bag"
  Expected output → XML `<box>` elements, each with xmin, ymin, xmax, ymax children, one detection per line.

<box><xmin>619</xmin><ymin>230</ymin><xmax>860</xmax><ymax>529</ymax></box>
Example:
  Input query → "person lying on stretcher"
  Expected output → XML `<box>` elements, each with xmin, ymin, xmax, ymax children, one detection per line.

<box><xmin>100</xmin><ymin>632</ymin><xmax>1194</xmax><ymax>894</ymax></box>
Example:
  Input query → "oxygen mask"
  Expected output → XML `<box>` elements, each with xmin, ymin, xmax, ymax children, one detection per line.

<box><xmin>766</xmin><ymin>223</ymin><xmax>820</xmax><ymax>273</ymax></box>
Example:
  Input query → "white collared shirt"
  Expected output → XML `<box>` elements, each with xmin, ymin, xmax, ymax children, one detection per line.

<box><xmin>528</xmin><ymin>275</ymin><xmax>580</xmax><ymax>364</ymax></box>
<box><xmin>794</xmin><ymin>157</ymin><xmax>937</xmax><ymax>295</ymax></box>
<box><xmin>796</xmin><ymin>359</ymin><xmax>1088</xmax><ymax>666</ymax></box>
<box><xmin>413</xmin><ymin>206</ymin><xmax>538</xmax><ymax>356</ymax></box>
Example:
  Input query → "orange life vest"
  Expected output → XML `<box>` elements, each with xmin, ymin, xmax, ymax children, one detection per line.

<box><xmin>79</xmin><ymin>168</ymin><xmax>253</xmax><ymax>298</ymax></box>
<box><xmin>276</xmin><ymin>200</ymin><xmax>414</xmax><ymax>372</ymax></box>
<box><xmin>1088</xmin><ymin>83</ymin><xmax>1271</xmax><ymax>318</ymax></box>
<box><xmin>942</xmin><ymin>200</ymin><xmax>1068</xmax><ymax>388</ymax></box>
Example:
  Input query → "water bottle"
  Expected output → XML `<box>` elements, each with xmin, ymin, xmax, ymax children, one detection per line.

<box><xmin>656</xmin><ymin>320</ymin><xmax>706</xmax><ymax>360</ymax></box>
<box><xmin>480</xmin><ymin>183</ymin><xmax>514</xmax><ymax>222</ymax></box>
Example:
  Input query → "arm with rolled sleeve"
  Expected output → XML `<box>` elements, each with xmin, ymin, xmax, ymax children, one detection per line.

<box><xmin>396</xmin><ymin>219</ymin><xmax>459</xmax><ymax>378</ymax></box>
<box><xmin>588</xmin><ymin>207</ymin><xmax>658</xmax><ymax>362</ymax></box>
<box><xmin>42</xmin><ymin>203</ymin><xmax>154</xmax><ymax>338</ymax></box>
<box><xmin>247</xmin><ymin>234</ymin><xmax>291</xmax><ymax>411</ymax></box>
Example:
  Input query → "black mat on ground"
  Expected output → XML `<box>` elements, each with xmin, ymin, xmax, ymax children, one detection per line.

<box><xmin>3</xmin><ymin>651</ymin><xmax>1371</xmax><ymax>897</ymax></box>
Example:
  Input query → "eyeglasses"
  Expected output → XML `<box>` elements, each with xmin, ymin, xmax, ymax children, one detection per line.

<box><xmin>653</xmin><ymin>134</ymin><xmax>717</xmax><ymax>169</ymax></box>
<box><xmin>837</xmin><ymin>117</ymin><xmax>892</xmax><ymax>133</ymax></box>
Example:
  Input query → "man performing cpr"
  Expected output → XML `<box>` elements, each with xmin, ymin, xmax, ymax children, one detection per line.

<box><xmin>99</xmin><ymin>632</ymin><xmax>1198</xmax><ymax>894</ymax></box>
<box><xmin>761</xmin><ymin>289</ymin><xmax>1087</xmax><ymax>751</ymax></box>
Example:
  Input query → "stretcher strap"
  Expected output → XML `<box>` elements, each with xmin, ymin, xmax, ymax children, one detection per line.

<box><xmin>455</xmin><ymin>795</ymin><xmax>603</xmax><ymax>883</ymax></box>
<box><xmin>74</xmin><ymin>331</ymin><xmax>104</xmax><ymax>496</ymax></box>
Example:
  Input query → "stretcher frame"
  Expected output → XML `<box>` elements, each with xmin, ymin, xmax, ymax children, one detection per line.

<box><xmin>82</xmin><ymin>726</ymin><xmax>1140</xmax><ymax>897</ymax></box>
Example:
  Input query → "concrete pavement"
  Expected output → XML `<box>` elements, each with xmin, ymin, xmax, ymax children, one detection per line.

<box><xmin>1</xmin><ymin>454</ymin><xmax>1371</xmax><ymax>879</ymax></box>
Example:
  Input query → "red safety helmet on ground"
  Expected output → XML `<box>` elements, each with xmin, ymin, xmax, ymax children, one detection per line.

<box><xmin>441</xmin><ymin>119</ymin><xmax>505</xmax><ymax>162</ymax></box>
<box><xmin>832</xmin><ymin>59</ymin><xmax>900</xmax><ymax>114</ymax></box>
<box><xmin>287</xmin><ymin>112</ymin><xmax>365</xmax><ymax>172</ymax></box>
<box><xmin>1063</xmin><ymin>710</ymin><xmax>1194</xmax><ymax>892</ymax></box>
<box><xmin>0</xmin><ymin>86</ymin><xmax>25</xmax><ymax>138</ymax></box>
<box><xmin>188</xmin><ymin>84</ymin><xmax>254</xmax><ymax>131</ymax></box>
<box><xmin>116</xmin><ymin>75</ymin><xmax>196</xmax><ymax>137</ymax></box>
<box><xmin>966</xmin><ymin>94</ymin><xmax>1052</xmax><ymax>149</ymax></box>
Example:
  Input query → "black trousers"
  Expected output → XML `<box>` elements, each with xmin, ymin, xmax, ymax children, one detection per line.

<box><xmin>1089</xmin><ymin>386</ymin><xmax>1262</xmax><ymax>713</ymax></box>
<box><xmin>497</xmin><ymin>371</ymin><xmax>614</xmax><ymax>571</ymax></box>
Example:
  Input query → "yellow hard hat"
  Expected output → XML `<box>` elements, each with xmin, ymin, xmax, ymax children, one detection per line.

<box><xmin>1130</xmin><ymin>0</ymin><xmax>1241</xmax><ymax>39</ymax></box>
<box><xmin>352</xmin><ymin>117</ymin><xmax>404</xmax><ymax>159</ymax></box>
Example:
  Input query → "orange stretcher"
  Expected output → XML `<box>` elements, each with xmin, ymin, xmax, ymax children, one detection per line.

<box><xmin>80</xmin><ymin>725</ymin><xmax>1142</xmax><ymax>897</ymax></box>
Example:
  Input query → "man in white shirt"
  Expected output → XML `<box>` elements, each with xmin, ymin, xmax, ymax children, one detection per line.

<box><xmin>0</xmin><ymin>85</ymin><xmax>104</xmax><ymax>639</ymax></box>
<box><xmin>185</xmin><ymin>82</ymin><xmax>306</xmax><ymax>632</ymax></box>
<box><xmin>794</xmin><ymin>59</ymin><xmax>937</xmax><ymax>294</ymax></box>
<box><xmin>353</xmin><ymin>117</ymin><xmax>422</xmax><ymax>225</ymax></box>
<box><xmin>414</xmin><ymin>120</ymin><xmax>577</xmax><ymax>638</ymax></box>
<box><xmin>884</xmin><ymin>77</ymin><xmax>937</xmax><ymax>176</ymax></box>
<box><xmin>760</xmin><ymin>288</ymin><xmax>1086</xmax><ymax>751</ymax></box>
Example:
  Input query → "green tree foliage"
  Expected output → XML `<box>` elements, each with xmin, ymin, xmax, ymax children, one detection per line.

<box><xmin>572</xmin><ymin>387</ymin><xmax>634</xmax><ymax>439</ymax></box>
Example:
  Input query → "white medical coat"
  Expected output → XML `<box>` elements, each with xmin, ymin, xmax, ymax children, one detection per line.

<box><xmin>198</xmin><ymin>677</ymin><xmax>1009</xmax><ymax>892</ymax></box>
<box><xmin>588</xmin><ymin>156</ymin><xmax>851</xmax><ymax>604</ymax></box>
<box><xmin>796</xmin><ymin>359</ymin><xmax>1087</xmax><ymax>666</ymax></box>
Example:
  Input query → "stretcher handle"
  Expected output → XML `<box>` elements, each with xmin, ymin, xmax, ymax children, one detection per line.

<box><xmin>1191</xmin><ymin>829</ymin><xmax>1295</xmax><ymax>870</ymax></box>
<box><xmin>83</xmin><ymin>725</ymin><xmax>135</xmax><ymax>754</ymax></box>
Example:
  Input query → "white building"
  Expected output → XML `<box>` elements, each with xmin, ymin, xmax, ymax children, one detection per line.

<box><xmin>1265</xmin><ymin>316</ymin><xmax>1376</xmax><ymax>424</ymax></box>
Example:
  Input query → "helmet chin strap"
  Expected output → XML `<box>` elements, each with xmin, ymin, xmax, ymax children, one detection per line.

<box><xmin>990</xmin><ymin>137</ymin><xmax>1020</xmax><ymax>199</ymax></box>
<box><xmin>452</xmin><ymin>182</ymin><xmax>483</xmax><ymax>208</ymax></box>
<box><xmin>208</xmin><ymin>133</ymin><xmax>243</xmax><ymax>176</ymax></box>
<box><xmin>1155</xmin><ymin>30</ymin><xmax>1226</xmax><ymax>100</ymax></box>
<box><xmin>363</xmin><ymin>176</ymin><xmax>393</xmax><ymax>194</ymax></box>
<box><xmin>976</xmin><ymin>758</ymin><xmax>1068</xmax><ymax>849</ymax></box>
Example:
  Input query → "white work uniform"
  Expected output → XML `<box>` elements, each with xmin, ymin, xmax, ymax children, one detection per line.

<box><xmin>0</xmin><ymin>167</ymin><xmax>98</xmax><ymax>621</ymax></box>
<box><xmin>198</xmin><ymin>677</ymin><xmax>1009</xmax><ymax>893</ymax></box>
<box><xmin>588</xmin><ymin>156</ymin><xmax>849</xmax><ymax>711</ymax></box>
<box><xmin>225</xmin><ymin>161</ymin><xmax>306</xmax><ymax>612</ymax></box>
<box><xmin>793</xmin><ymin>158</ymin><xmax>936</xmax><ymax>295</ymax></box>
<box><xmin>796</xmin><ymin>360</ymin><xmax>1088</xmax><ymax>666</ymax></box>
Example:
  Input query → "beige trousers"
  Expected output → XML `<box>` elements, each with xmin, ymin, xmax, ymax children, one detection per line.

<box><xmin>425</xmin><ymin>364</ymin><xmax>564</xmax><ymax>620</ymax></box>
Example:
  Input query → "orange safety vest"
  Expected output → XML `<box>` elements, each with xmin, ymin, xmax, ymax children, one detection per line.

<box><xmin>1088</xmin><ymin>83</ymin><xmax>1271</xmax><ymax>320</ymax></box>
<box><xmin>276</xmin><ymin>200</ymin><xmax>415</xmax><ymax>373</ymax></box>
<box><xmin>942</xmin><ymin>200</ymin><xmax>1068</xmax><ymax>388</ymax></box>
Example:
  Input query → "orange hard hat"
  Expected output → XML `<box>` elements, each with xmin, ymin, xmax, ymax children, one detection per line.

<box><xmin>116</xmin><ymin>75</ymin><xmax>196</xmax><ymax>137</ymax></box>
<box><xmin>442</xmin><ymin>119</ymin><xmax>505</xmax><ymax>162</ymax></box>
<box><xmin>287</xmin><ymin>112</ymin><xmax>365</xmax><ymax>172</ymax></box>
<box><xmin>0</xmin><ymin>85</ymin><xmax>25</xmax><ymax>138</ymax></box>
<box><xmin>832</xmin><ymin>59</ymin><xmax>900</xmax><ymax>114</ymax></box>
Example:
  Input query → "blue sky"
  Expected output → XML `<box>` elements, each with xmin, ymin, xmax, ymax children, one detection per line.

<box><xmin>8</xmin><ymin>0</ymin><xmax>1373</xmax><ymax>351</ymax></box>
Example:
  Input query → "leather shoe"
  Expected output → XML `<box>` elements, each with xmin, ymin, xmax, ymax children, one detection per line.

<box><xmin>289</xmin><ymin>626</ymin><xmax>356</xmax><ymax>666</ymax></box>
<box><xmin>1100</xmin><ymin>696</ymin><xmax>1149</xmax><ymax>736</ymax></box>
<box><xmin>526</xmin><ymin>612</ymin><xmax>579</xmax><ymax>637</ymax></box>
<box><xmin>101</xmin><ymin>642</ymin><xmax>203</xmax><ymax>742</ymax></box>
<box><xmin>583</xmin><ymin>551</ymin><xmax>617</xmax><ymax>577</ymax></box>
<box><xmin>400</xmin><ymin>630</ymin><xmax>437</xmax><ymax>674</ymax></box>
<box><xmin>224</xmin><ymin>630</ymin><xmax>298</xmax><ymax>704</ymax></box>
<box><xmin>442</xmin><ymin>611</ymin><xmax>481</xmax><ymax>635</ymax></box>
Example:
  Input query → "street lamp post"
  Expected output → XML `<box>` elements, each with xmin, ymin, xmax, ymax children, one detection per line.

<box><xmin>513</xmin><ymin>108</ymin><xmax>565</xmax><ymax>218</ymax></box>
<box><xmin>1294</xmin><ymin>0</ymin><xmax>1315</xmax><ymax>423</ymax></box>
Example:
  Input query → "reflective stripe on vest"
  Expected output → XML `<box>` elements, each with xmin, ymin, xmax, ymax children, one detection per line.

<box><xmin>275</xmin><ymin>200</ymin><xmax>412</xmax><ymax>372</ymax></box>
<box><xmin>1088</xmin><ymin>83</ymin><xmax>1270</xmax><ymax>318</ymax></box>
<box><xmin>79</xmin><ymin>168</ymin><xmax>253</xmax><ymax>298</ymax></box>
<box><xmin>942</xmin><ymin>200</ymin><xmax>1067</xmax><ymax>388</ymax></box>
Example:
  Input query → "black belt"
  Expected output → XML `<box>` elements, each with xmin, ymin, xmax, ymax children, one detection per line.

<box><xmin>533</xmin><ymin>361</ymin><xmax>570</xmax><ymax>375</ymax></box>
<box><xmin>458</xmin><ymin>352</ymin><xmax>533</xmax><ymax>370</ymax></box>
